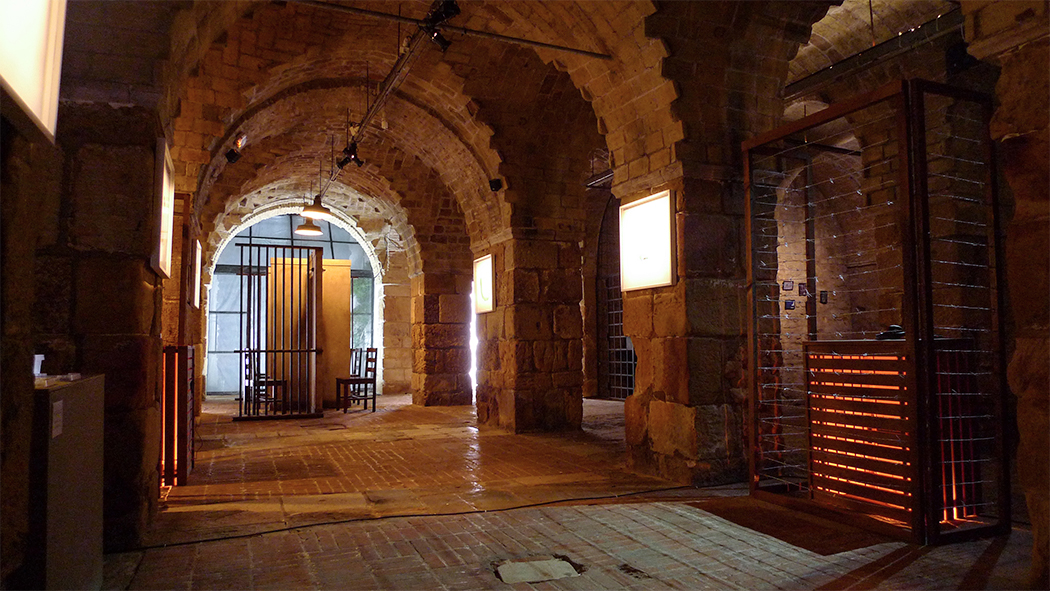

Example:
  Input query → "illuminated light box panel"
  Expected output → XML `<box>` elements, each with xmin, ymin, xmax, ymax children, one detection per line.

<box><xmin>473</xmin><ymin>254</ymin><xmax>494</xmax><ymax>313</ymax></box>
<box><xmin>0</xmin><ymin>0</ymin><xmax>66</xmax><ymax>144</ymax></box>
<box><xmin>619</xmin><ymin>190</ymin><xmax>676</xmax><ymax>291</ymax></box>
<box><xmin>152</xmin><ymin>139</ymin><xmax>175</xmax><ymax>278</ymax></box>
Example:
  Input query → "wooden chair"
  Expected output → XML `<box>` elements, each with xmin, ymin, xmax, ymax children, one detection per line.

<box><xmin>336</xmin><ymin>347</ymin><xmax>377</xmax><ymax>412</ymax></box>
<box><xmin>335</xmin><ymin>348</ymin><xmax>363</xmax><ymax>410</ymax></box>
<box><xmin>244</xmin><ymin>352</ymin><xmax>286</xmax><ymax>415</ymax></box>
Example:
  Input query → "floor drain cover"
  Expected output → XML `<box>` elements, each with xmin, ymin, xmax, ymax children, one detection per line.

<box><xmin>495</xmin><ymin>556</ymin><xmax>581</xmax><ymax>584</ymax></box>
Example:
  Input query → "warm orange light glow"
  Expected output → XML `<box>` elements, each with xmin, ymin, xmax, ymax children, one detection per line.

<box><xmin>813</xmin><ymin>380</ymin><xmax>903</xmax><ymax>391</ymax></box>
<box><xmin>811</xmin><ymin>368</ymin><xmax>902</xmax><ymax>376</ymax></box>
<box><xmin>814</xmin><ymin>486</ymin><xmax>910</xmax><ymax>512</ymax></box>
<box><xmin>814</xmin><ymin>459</ymin><xmax>909</xmax><ymax>481</ymax></box>
<box><xmin>821</xmin><ymin>473</ymin><xmax>910</xmax><ymax>496</ymax></box>
<box><xmin>811</xmin><ymin>393</ymin><xmax>902</xmax><ymax>406</ymax></box>
<box><xmin>812</xmin><ymin>406</ymin><xmax>903</xmax><ymax>421</ymax></box>
<box><xmin>812</xmin><ymin>445</ymin><xmax>906</xmax><ymax>465</ymax></box>
<box><xmin>810</xmin><ymin>354</ymin><xmax>905</xmax><ymax>362</ymax></box>
<box><xmin>813</xmin><ymin>433</ymin><xmax>907</xmax><ymax>451</ymax></box>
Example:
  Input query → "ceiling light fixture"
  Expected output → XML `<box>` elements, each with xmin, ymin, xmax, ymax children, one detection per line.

<box><xmin>421</xmin><ymin>0</ymin><xmax>459</xmax><ymax>52</ymax></box>
<box><xmin>294</xmin><ymin>217</ymin><xmax>323</xmax><ymax>236</ymax></box>
<box><xmin>301</xmin><ymin>193</ymin><xmax>332</xmax><ymax>219</ymax></box>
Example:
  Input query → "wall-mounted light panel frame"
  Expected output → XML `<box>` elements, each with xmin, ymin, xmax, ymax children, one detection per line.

<box><xmin>192</xmin><ymin>239</ymin><xmax>202</xmax><ymax>308</ymax></box>
<box><xmin>619</xmin><ymin>189</ymin><xmax>676</xmax><ymax>291</ymax></box>
<box><xmin>152</xmin><ymin>138</ymin><xmax>176</xmax><ymax>278</ymax></box>
<box><xmin>0</xmin><ymin>0</ymin><xmax>66</xmax><ymax>144</ymax></box>
<box><xmin>473</xmin><ymin>254</ymin><xmax>495</xmax><ymax>313</ymax></box>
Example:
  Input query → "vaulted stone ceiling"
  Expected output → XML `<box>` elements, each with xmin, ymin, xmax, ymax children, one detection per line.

<box><xmin>58</xmin><ymin>0</ymin><xmax>956</xmax><ymax>273</ymax></box>
<box><xmin>789</xmin><ymin>0</ymin><xmax>955</xmax><ymax>82</ymax></box>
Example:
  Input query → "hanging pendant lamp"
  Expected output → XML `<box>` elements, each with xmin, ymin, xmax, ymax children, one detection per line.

<box><xmin>301</xmin><ymin>193</ymin><xmax>332</xmax><ymax>219</ymax></box>
<box><xmin>294</xmin><ymin>217</ymin><xmax>322</xmax><ymax>236</ymax></box>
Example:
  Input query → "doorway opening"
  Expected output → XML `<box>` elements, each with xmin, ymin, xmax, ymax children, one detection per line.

<box><xmin>204</xmin><ymin>214</ymin><xmax>378</xmax><ymax>415</ymax></box>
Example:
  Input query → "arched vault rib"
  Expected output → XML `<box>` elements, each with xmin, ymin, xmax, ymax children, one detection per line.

<box><xmin>195</xmin><ymin>84</ymin><xmax>494</xmax><ymax>246</ymax></box>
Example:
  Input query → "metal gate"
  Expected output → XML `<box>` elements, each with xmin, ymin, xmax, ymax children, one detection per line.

<box><xmin>236</xmin><ymin>244</ymin><xmax>323</xmax><ymax>419</ymax></box>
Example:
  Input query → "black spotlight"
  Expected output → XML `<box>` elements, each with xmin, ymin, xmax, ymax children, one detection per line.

<box><xmin>338</xmin><ymin>142</ymin><xmax>364</xmax><ymax>168</ymax></box>
<box><xmin>429</xmin><ymin>29</ymin><xmax>452</xmax><ymax>52</ymax></box>
<box><xmin>488</xmin><ymin>178</ymin><xmax>502</xmax><ymax>191</ymax></box>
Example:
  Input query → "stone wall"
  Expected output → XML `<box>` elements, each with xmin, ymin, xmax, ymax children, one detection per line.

<box><xmin>0</xmin><ymin>117</ymin><xmax>62</xmax><ymax>583</ymax></box>
<box><xmin>962</xmin><ymin>2</ymin><xmax>1049</xmax><ymax>586</ymax></box>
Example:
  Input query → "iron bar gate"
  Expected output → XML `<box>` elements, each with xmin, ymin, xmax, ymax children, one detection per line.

<box><xmin>236</xmin><ymin>244</ymin><xmax>323</xmax><ymax>419</ymax></box>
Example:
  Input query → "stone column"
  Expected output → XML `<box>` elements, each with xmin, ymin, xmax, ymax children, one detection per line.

<box><xmin>620</xmin><ymin>174</ymin><xmax>748</xmax><ymax>486</ymax></box>
<box><xmin>961</xmin><ymin>2</ymin><xmax>1049</xmax><ymax>587</ymax></box>
<box><xmin>475</xmin><ymin>237</ymin><xmax>584</xmax><ymax>432</ymax></box>
<box><xmin>37</xmin><ymin>103</ymin><xmax>166</xmax><ymax>551</ymax></box>
<box><xmin>411</xmin><ymin>272</ymin><xmax>472</xmax><ymax>406</ymax></box>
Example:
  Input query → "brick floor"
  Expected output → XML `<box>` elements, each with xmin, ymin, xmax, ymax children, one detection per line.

<box><xmin>105</xmin><ymin>395</ymin><xmax>1033</xmax><ymax>590</ymax></box>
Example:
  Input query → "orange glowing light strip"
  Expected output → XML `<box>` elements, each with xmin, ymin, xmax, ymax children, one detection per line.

<box><xmin>820</xmin><ymin>473</ymin><xmax>911</xmax><ymax>496</ymax></box>
<box><xmin>812</xmin><ymin>368</ymin><xmax>902</xmax><ymax>376</ymax></box>
<box><xmin>811</xmin><ymin>393</ymin><xmax>903</xmax><ymax>406</ymax></box>
<box><xmin>813</xmin><ymin>433</ymin><xmax>907</xmax><ymax>451</ymax></box>
<box><xmin>814</xmin><ymin>380</ymin><xmax>902</xmax><ymax>391</ymax></box>
<box><xmin>813</xmin><ymin>420</ymin><xmax>910</xmax><ymax>438</ymax></box>
<box><xmin>810</xmin><ymin>354</ymin><xmax>905</xmax><ymax>361</ymax></box>
<box><xmin>812</xmin><ymin>445</ymin><xmax>906</xmax><ymax>466</ymax></box>
<box><xmin>160</xmin><ymin>357</ymin><xmax>167</xmax><ymax>482</ymax></box>
<box><xmin>814</xmin><ymin>459</ymin><xmax>910</xmax><ymax>481</ymax></box>
<box><xmin>173</xmin><ymin>350</ymin><xmax>179</xmax><ymax>487</ymax></box>
<box><xmin>813</xmin><ymin>406</ymin><xmax>903</xmax><ymax>420</ymax></box>
<box><xmin>813</xmin><ymin>486</ymin><xmax>910</xmax><ymax>512</ymax></box>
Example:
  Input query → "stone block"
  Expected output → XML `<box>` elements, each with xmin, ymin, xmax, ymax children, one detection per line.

<box><xmin>653</xmin><ymin>337</ymin><xmax>689</xmax><ymax>404</ymax></box>
<box><xmin>648</xmin><ymin>399</ymin><xmax>698</xmax><ymax>458</ymax></box>
<box><xmin>81</xmin><ymin>334</ymin><xmax>161</xmax><ymax>412</ymax></box>
<box><xmin>33</xmin><ymin>255</ymin><xmax>73</xmax><ymax>335</ymax></box>
<box><xmin>624</xmin><ymin>389</ymin><xmax>652</xmax><ymax>446</ymax></box>
<box><xmin>508</xmin><ymin>240</ymin><xmax>559</xmax><ymax>270</ymax></box>
<box><xmin>1006</xmin><ymin>219</ymin><xmax>1049</xmax><ymax>328</ymax></box>
<box><xmin>681</xmin><ymin>213</ymin><xmax>742</xmax><ymax>277</ymax></box>
<box><xmin>438</xmin><ymin>294</ymin><xmax>470</xmax><ymax>324</ymax></box>
<box><xmin>686</xmin><ymin>279</ymin><xmax>745</xmax><ymax>337</ymax></box>
<box><xmin>506</xmin><ymin>304</ymin><xmax>552</xmax><ymax>340</ymax></box>
<box><xmin>687</xmin><ymin>338</ymin><xmax>724</xmax><ymax>405</ymax></box>
<box><xmin>74</xmin><ymin>256</ymin><xmax>156</xmax><ymax>336</ymax></box>
<box><xmin>103</xmin><ymin>406</ymin><xmax>160</xmax><ymax>551</ymax></box>
<box><xmin>412</xmin><ymin>294</ymin><xmax>440</xmax><ymax>324</ymax></box>
<box><xmin>418</xmin><ymin>324</ymin><xmax>469</xmax><ymax>349</ymax></box>
<box><xmin>422</xmin><ymin>273</ymin><xmax>458</xmax><ymax>295</ymax></box>
<box><xmin>553</xmin><ymin>305</ymin><xmax>583</xmax><ymax>339</ymax></box>
<box><xmin>622</xmin><ymin>292</ymin><xmax>652</xmax><ymax>337</ymax></box>
<box><xmin>70</xmin><ymin>145</ymin><xmax>155</xmax><ymax>255</ymax></box>
<box><xmin>509</xmin><ymin>269</ymin><xmax>540</xmax><ymax>303</ymax></box>
<box><xmin>652</xmin><ymin>282</ymin><xmax>688</xmax><ymax>337</ymax></box>
<box><xmin>541</xmin><ymin>269</ymin><xmax>583</xmax><ymax>303</ymax></box>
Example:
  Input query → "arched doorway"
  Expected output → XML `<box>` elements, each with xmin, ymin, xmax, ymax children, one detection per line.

<box><xmin>203</xmin><ymin>209</ymin><xmax>385</xmax><ymax>412</ymax></box>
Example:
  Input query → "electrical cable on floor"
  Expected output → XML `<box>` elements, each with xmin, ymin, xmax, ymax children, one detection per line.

<box><xmin>113</xmin><ymin>483</ymin><xmax>710</xmax><ymax>553</ymax></box>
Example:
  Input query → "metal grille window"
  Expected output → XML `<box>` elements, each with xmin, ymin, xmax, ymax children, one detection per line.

<box><xmin>744</xmin><ymin>80</ymin><xmax>1008</xmax><ymax>544</ymax></box>
<box><xmin>605</xmin><ymin>276</ymin><xmax>635</xmax><ymax>400</ymax></box>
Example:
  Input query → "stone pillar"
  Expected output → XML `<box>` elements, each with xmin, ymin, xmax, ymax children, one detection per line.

<box><xmin>621</xmin><ymin>175</ymin><xmax>748</xmax><ymax>485</ymax></box>
<box><xmin>50</xmin><ymin>104</ymin><xmax>164</xmax><ymax>551</ymax></box>
<box><xmin>961</xmin><ymin>2</ymin><xmax>1049</xmax><ymax>587</ymax></box>
<box><xmin>1</xmin><ymin>117</ymin><xmax>62</xmax><ymax>584</ymax></box>
<box><xmin>411</xmin><ymin>272</ymin><xmax>472</xmax><ymax>406</ymax></box>
<box><xmin>475</xmin><ymin>237</ymin><xmax>584</xmax><ymax>432</ymax></box>
<box><xmin>381</xmin><ymin>249</ymin><xmax>412</xmax><ymax>394</ymax></box>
